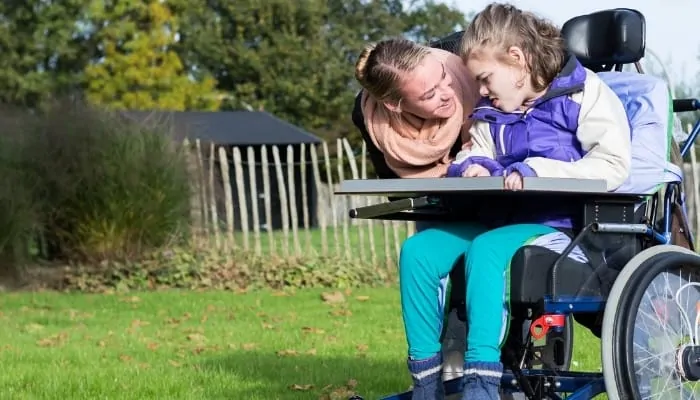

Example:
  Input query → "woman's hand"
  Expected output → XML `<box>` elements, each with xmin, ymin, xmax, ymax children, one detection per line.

<box><xmin>462</xmin><ymin>164</ymin><xmax>490</xmax><ymax>177</ymax></box>
<box><xmin>504</xmin><ymin>171</ymin><xmax>523</xmax><ymax>190</ymax></box>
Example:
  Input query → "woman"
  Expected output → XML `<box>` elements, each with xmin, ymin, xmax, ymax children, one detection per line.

<box><xmin>351</xmin><ymin>37</ymin><xmax>485</xmax><ymax>398</ymax></box>
<box><xmin>352</xmin><ymin>37</ymin><xmax>480</xmax><ymax>180</ymax></box>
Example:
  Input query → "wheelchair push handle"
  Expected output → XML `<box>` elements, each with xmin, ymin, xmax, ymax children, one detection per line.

<box><xmin>673</xmin><ymin>98</ymin><xmax>700</xmax><ymax>113</ymax></box>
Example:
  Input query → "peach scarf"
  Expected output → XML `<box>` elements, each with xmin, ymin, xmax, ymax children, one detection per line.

<box><xmin>361</xmin><ymin>48</ymin><xmax>478</xmax><ymax>178</ymax></box>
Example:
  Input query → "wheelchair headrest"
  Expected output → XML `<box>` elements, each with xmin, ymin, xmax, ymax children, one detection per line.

<box><xmin>561</xmin><ymin>8</ymin><xmax>646</xmax><ymax>70</ymax></box>
<box><xmin>429</xmin><ymin>30</ymin><xmax>464</xmax><ymax>54</ymax></box>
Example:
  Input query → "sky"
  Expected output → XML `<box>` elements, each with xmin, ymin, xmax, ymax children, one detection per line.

<box><xmin>449</xmin><ymin>0</ymin><xmax>700</xmax><ymax>86</ymax></box>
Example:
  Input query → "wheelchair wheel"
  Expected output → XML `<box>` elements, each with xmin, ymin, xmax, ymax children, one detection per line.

<box><xmin>602</xmin><ymin>245</ymin><xmax>700</xmax><ymax>399</ymax></box>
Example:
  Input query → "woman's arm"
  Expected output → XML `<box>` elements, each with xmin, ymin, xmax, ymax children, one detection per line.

<box><xmin>519</xmin><ymin>70</ymin><xmax>632</xmax><ymax>191</ymax></box>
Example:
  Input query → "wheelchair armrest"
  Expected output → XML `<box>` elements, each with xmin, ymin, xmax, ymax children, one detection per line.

<box><xmin>673</xmin><ymin>98</ymin><xmax>700</xmax><ymax>113</ymax></box>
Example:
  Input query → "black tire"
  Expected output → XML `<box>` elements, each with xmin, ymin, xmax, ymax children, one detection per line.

<box><xmin>602</xmin><ymin>245</ymin><xmax>700</xmax><ymax>399</ymax></box>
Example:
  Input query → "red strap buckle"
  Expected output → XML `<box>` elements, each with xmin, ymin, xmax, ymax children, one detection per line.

<box><xmin>530</xmin><ymin>314</ymin><xmax>566</xmax><ymax>340</ymax></box>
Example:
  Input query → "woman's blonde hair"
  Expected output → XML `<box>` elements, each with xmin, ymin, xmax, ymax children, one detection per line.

<box><xmin>459</xmin><ymin>2</ymin><xmax>566</xmax><ymax>92</ymax></box>
<box><xmin>354</xmin><ymin>38</ymin><xmax>431</xmax><ymax>104</ymax></box>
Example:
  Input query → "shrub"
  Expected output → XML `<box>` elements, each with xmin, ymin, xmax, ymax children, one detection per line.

<box><xmin>1</xmin><ymin>98</ymin><xmax>193</xmax><ymax>264</ymax></box>
<box><xmin>44</xmin><ymin>245</ymin><xmax>396</xmax><ymax>293</ymax></box>
<box><xmin>0</xmin><ymin>107</ymin><xmax>42</xmax><ymax>267</ymax></box>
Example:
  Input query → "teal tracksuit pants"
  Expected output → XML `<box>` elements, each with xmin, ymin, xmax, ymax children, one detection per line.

<box><xmin>399</xmin><ymin>222</ymin><xmax>557</xmax><ymax>362</ymax></box>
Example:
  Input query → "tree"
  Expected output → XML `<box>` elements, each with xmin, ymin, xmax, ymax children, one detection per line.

<box><xmin>403</xmin><ymin>0</ymin><xmax>469</xmax><ymax>44</ymax></box>
<box><xmin>0</xmin><ymin>0</ymin><xmax>89</xmax><ymax>108</ymax></box>
<box><xmin>84</xmin><ymin>0</ymin><xmax>220</xmax><ymax>111</ymax></box>
<box><xmin>171</xmin><ymin>0</ymin><xmax>469</xmax><ymax>143</ymax></box>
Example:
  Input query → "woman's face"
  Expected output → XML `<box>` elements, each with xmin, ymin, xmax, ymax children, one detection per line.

<box><xmin>393</xmin><ymin>55</ymin><xmax>457</xmax><ymax>120</ymax></box>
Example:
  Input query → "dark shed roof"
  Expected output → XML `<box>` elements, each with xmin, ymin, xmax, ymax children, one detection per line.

<box><xmin>119</xmin><ymin>110</ymin><xmax>322</xmax><ymax>146</ymax></box>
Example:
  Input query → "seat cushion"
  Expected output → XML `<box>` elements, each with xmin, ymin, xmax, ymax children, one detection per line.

<box><xmin>510</xmin><ymin>245</ymin><xmax>598</xmax><ymax>306</ymax></box>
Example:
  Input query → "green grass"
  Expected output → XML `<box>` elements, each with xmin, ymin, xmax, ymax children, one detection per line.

<box><xmin>0</xmin><ymin>287</ymin><xmax>601</xmax><ymax>399</ymax></box>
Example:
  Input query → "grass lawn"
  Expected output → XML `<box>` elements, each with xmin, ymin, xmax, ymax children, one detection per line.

<box><xmin>0</xmin><ymin>287</ymin><xmax>602</xmax><ymax>399</ymax></box>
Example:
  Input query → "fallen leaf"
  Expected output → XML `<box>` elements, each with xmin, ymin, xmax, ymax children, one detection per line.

<box><xmin>306</xmin><ymin>348</ymin><xmax>317</xmax><ymax>355</ymax></box>
<box><xmin>147</xmin><ymin>342</ymin><xmax>159</xmax><ymax>351</ymax></box>
<box><xmin>242</xmin><ymin>343</ymin><xmax>257</xmax><ymax>350</ymax></box>
<box><xmin>187</xmin><ymin>333</ymin><xmax>207</xmax><ymax>342</ymax></box>
<box><xmin>36</xmin><ymin>332</ymin><xmax>68</xmax><ymax>347</ymax></box>
<box><xmin>24</xmin><ymin>323</ymin><xmax>45</xmax><ymax>333</ymax></box>
<box><xmin>325</xmin><ymin>336</ymin><xmax>338</xmax><ymax>343</ymax></box>
<box><xmin>262</xmin><ymin>323</ymin><xmax>274</xmax><ymax>330</ymax></box>
<box><xmin>119</xmin><ymin>354</ymin><xmax>132</xmax><ymax>362</ymax></box>
<box><xmin>330</xmin><ymin>308</ymin><xmax>352</xmax><ymax>317</ymax></box>
<box><xmin>289</xmin><ymin>384</ymin><xmax>313</xmax><ymax>391</ymax></box>
<box><xmin>355</xmin><ymin>296</ymin><xmax>370</xmax><ymax>302</ymax></box>
<box><xmin>276</xmin><ymin>349</ymin><xmax>298</xmax><ymax>356</ymax></box>
<box><xmin>130</xmin><ymin>319</ymin><xmax>149</xmax><ymax>328</ymax></box>
<box><xmin>321</xmin><ymin>291</ymin><xmax>345</xmax><ymax>304</ymax></box>
<box><xmin>301</xmin><ymin>326</ymin><xmax>325</xmax><ymax>335</ymax></box>
<box><xmin>120</xmin><ymin>296</ymin><xmax>140</xmax><ymax>303</ymax></box>
<box><xmin>200</xmin><ymin>315</ymin><xmax>208</xmax><ymax>323</ymax></box>
<box><xmin>319</xmin><ymin>382</ymin><xmax>357</xmax><ymax>400</ymax></box>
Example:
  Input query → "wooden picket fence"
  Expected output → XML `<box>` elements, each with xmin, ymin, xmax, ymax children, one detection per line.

<box><xmin>182</xmin><ymin>137</ymin><xmax>416</xmax><ymax>268</ymax></box>
<box><xmin>182</xmin><ymin>135</ymin><xmax>700</xmax><ymax>266</ymax></box>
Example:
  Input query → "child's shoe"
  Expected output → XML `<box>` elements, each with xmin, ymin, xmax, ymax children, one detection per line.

<box><xmin>408</xmin><ymin>353</ymin><xmax>445</xmax><ymax>400</ymax></box>
<box><xmin>461</xmin><ymin>361</ymin><xmax>503</xmax><ymax>400</ymax></box>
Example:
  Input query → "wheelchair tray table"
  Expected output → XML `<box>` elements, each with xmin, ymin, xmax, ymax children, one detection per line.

<box><xmin>336</xmin><ymin>177</ymin><xmax>648</xmax><ymax>222</ymax></box>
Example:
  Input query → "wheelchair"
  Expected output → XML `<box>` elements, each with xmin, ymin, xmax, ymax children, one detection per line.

<box><xmin>341</xmin><ymin>8</ymin><xmax>700</xmax><ymax>400</ymax></box>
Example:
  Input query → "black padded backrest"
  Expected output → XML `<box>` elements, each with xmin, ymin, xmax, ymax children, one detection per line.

<box><xmin>561</xmin><ymin>8</ymin><xmax>646</xmax><ymax>71</ymax></box>
<box><xmin>429</xmin><ymin>30</ymin><xmax>464</xmax><ymax>54</ymax></box>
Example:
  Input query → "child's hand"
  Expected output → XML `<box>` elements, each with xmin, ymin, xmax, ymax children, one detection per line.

<box><xmin>505</xmin><ymin>171</ymin><xmax>523</xmax><ymax>190</ymax></box>
<box><xmin>463</xmin><ymin>164</ymin><xmax>490</xmax><ymax>177</ymax></box>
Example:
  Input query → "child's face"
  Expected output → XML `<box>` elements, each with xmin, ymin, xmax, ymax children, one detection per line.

<box><xmin>393</xmin><ymin>54</ymin><xmax>457</xmax><ymax>120</ymax></box>
<box><xmin>465</xmin><ymin>46</ymin><xmax>530</xmax><ymax>113</ymax></box>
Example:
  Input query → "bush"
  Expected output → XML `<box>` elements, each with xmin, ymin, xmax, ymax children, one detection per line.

<box><xmin>0</xmin><ymin>98</ymin><xmax>193</xmax><ymax>264</ymax></box>
<box><xmin>0</xmin><ymin>107</ymin><xmax>42</xmax><ymax>267</ymax></box>
<box><xmin>39</xmin><ymin>245</ymin><xmax>396</xmax><ymax>293</ymax></box>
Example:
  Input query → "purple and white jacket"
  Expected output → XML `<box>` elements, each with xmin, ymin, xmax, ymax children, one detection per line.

<box><xmin>448</xmin><ymin>54</ymin><xmax>632</xmax><ymax>229</ymax></box>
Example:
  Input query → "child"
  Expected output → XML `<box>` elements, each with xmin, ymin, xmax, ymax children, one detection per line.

<box><xmin>400</xmin><ymin>3</ymin><xmax>632</xmax><ymax>400</ymax></box>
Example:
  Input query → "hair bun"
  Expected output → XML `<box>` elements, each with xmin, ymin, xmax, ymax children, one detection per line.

<box><xmin>355</xmin><ymin>43</ymin><xmax>377</xmax><ymax>83</ymax></box>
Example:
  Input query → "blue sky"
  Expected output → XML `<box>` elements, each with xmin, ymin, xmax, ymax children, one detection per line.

<box><xmin>450</xmin><ymin>0</ymin><xmax>699</xmax><ymax>86</ymax></box>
